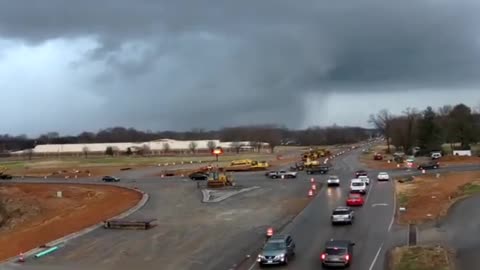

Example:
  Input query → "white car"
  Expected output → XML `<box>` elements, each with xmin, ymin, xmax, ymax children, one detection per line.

<box><xmin>327</xmin><ymin>175</ymin><xmax>340</xmax><ymax>186</ymax></box>
<box><xmin>358</xmin><ymin>175</ymin><xmax>370</xmax><ymax>185</ymax></box>
<box><xmin>377</xmin><ymin>172</ymin><xmax>390</xmax><ymax>181</ymax></box>
<box><xmin>350</xmin><ymin>179</ymin><xmax>367</xmax><ymax>194</ymax></box>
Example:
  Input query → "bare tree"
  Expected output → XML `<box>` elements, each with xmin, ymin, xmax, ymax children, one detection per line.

<box><xmin>369</xmin><ymin>109</ymin><xmax>394</xmax><ymax>153</ymax></box>
<box><xmin>138</xmin><ymin>144</ymin><xmax>151</xmax><ymax>156</ymax></box>
<box><xmin>25</xmin><ymin>149</ymin><xmax>33</xmax><ymax>160</ymax></box>
<box><xmin>230</xmin><ymin>141</ymin><xmax>243</xmax><ymax>154</ymax></box>
<box><xmin>162</xmin><ymin>142</ymin><xmax>170</xmax><ymax>154</ymax></box>
<box><xmin>189</xmin><ymin>141</ymin><xmax>198</xmax><ymax>153</ymax></box>
<box><xmin>82</xmin><ymin>146</ymin><xmax>89</xmax><ymax>158</ymax></box>
<box><xmin>207</xmin><ymin>140</ymin><xmax>217</xmax><ymax>152</ymax></box>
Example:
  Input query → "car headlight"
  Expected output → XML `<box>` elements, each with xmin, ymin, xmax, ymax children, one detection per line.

<box><xmin>277</xmin><ymin>254</ymin><xmax>285</xmax><ymax>259</ymax></box>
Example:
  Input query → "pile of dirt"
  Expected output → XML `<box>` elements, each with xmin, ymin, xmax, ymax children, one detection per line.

<box><xmin>0</xmin><ymin>183</ymin><xmax>141</xmax><ymax>261</ymax></box>
<box><xmin>396</xmin><ymin>171</ymin><xmax>480</xmax><ymax>224</ymax></box>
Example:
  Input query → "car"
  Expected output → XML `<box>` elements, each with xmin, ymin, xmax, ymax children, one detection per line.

<box><xmin>417</xmin><ymin>161</ymin><xmax>439</xmax><ymax>170</ymax></box>
<box><xmin>320</xmin><ymin>240</ymin><xmax>355</xmax><ymax>268</ymax></box>
<box><xmin>377</xmin><ymin>172</ymin><xmax>390</xmax><ymax>181</ymax></box>
<box><xmin>358</xmin><ymin>175</ymin><xmax>370</xmax><ymax>185</ymax></box>
<box><xmin>257</xmin><ymin>234</ymin><xmax>296</xmax><ymax>266</ymax></box>
<box><xmin>331</xmin><ymin>206</ymin><xmax>354</xmax><ymax>225</ymax></box>
<box><xmin>431</xmin><ymin>151</ymin><xmax>442</xmax><ymax>160</ymax></box>
<box><xmin>327</xmin><ymin>175</ymin><xmax>340</xmax><ymax>186</ymax></box>
<box><xmin>0</xmin><ymin>174</ymin><xmax>13</xmax><ymax>180</ymax></box>
<box><xmin>102</xmin><ymin>176</ymin><xmax>120</xmax><ymax>182</ymax></box>
<box><xmin>354</xmin><ymin>170</ymin><xmax>368</xmax><ymax>178</ymax></box>
<box><xmin>266</xmin><ymin>170</ymin><xmax>298</xmax><ymax>179</ymax></box>
<box><xmin>346</xmin><ymin>194</ymin><xmax>365</xmax><ymax>206</ymax></box>
<box><xmin>350</xmin><ymin>179</ymin><xmax>367</xmax><ymax>194</ymax></box>
<box><xmin>189</xmin><ymin>172</ymin><xmax>209</xmax><ymax>180</ymax></box>
<box><xmin>306</xmin><ymin>165</ymin><xmax>330</xmax><ymax>175</ymax></box>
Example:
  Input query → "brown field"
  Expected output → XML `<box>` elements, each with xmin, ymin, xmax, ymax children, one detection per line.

<box><xmin>0</xmin><ymin>183</ymin><xmax>141</xmax><ymax>261</ymax></box>
<box><xmin>395</xmin><ymin>171</ymin><xmax>480</xmax><ymax>224</ymax></box>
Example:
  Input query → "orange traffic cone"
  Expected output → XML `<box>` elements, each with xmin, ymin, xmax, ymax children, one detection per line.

<box><xmin>312</xmin><ymin>184</ymin><xmax>317</xmax><ymax>191</ymax></box>
<box><xmin>308</xmin><ymin>189</ymin><xmax>314</xmax><ymax>197</ymax></box>
<box><xmin>266</xmin><ymin>227</ymin><xmax>274</xmax><ymax>237</ymax></box>
<box><xmin>17</xmin><ymin>252</ymin><xmax>25</xmax><ymax>263</ymax></box>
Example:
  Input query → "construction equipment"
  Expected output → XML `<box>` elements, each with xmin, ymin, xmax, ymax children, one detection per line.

<box><xmin>301</xmin><ymin>148</ymin><xmax>331</xmax><ymax>162</ymax></box>
<box><xmin>207</xmin><ymin>168</ymin><xmax>234</xmax><ymax>188</ymax></box>
<box><xmin>226</xmin><ymin>159</ymin><xmax>269</xmax><ymax>171</ymax></box>
<box><xmin>304</xmin><ymin>158</ymin><xmax>320</xmax><ymax>168</ymax></box>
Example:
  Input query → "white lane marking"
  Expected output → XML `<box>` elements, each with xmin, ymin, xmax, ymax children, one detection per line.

<box><xmin>247</xmin><ymin>260</ymin><xmax>256</xmax><ymax>270</ymax></box>
<box><xmin>368</xmin><ymin>243</ymin><xmax>384</xmax><ymax>270</ymax></box>
<box><xmin>388</xmin><ymin>181</ymin><xmax>396</xmax><ymax>232</ymax></box>
<box><xmin>372</xmin><ymin>203</ymin><xmax>388</xmax><ymax>207</ymax></box>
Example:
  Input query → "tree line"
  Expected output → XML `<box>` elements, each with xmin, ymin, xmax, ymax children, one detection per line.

<box><xmin>369</xmin><ymin>103</ymin><xmax>480</xmax><ymax>154</ymax></box>
<box><xmin>0</xmin><ymin>124</ymin><xmax>373</xmax><ymax>153</ymax></box>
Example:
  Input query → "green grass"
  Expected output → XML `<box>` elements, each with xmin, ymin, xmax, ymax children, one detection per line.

<box><xmin>393</xmin><ymin>246</ymin><xmax>450</xmax><ymax>270</ymax></box>
<box><xmin>459</xmin><ymin>182</ymin><xmax>480</xmax><ymax>196</ymax></box>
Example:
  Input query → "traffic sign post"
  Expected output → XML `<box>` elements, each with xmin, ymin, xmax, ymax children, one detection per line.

<box><xmin>212</xmin><ymin>147</ymin><xmax>224</xmax><ymax>162</ymax></box>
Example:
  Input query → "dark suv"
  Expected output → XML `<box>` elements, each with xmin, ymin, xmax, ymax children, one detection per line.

<box><xmin>354</xmin><ymin>170</ymin><xmax>368</xmax><ymax>178</ymax></box>
<box><xmin>102</xmin><ymin>176</ymin><xmax>120</xmax><ymax>182</ymax></box>
<box><xmin>320</xmin><ymin>240</ymin><xmax>355</xmax><ymax>268</ymax></box>
<box><xmin>306</xmin><ymin>165</ymin><xmax>330</xmax><ymax>175</ymax></box>
<box><xmin>417</xmin><ymin>161</ymin><xmax>439</xmax><ymax>170</ymax></box>
<box><xmin>257</xmin><ymin>234</ymin><xmax>296</xmax><ymax>266</ymax></box>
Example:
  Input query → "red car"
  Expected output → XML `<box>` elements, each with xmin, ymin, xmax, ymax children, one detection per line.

<box><xmin>346</xmin><ymin>194</ymin><xmax>364</xmax><ymax>206</ymax></box>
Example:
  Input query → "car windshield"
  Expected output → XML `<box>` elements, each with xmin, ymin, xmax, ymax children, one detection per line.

<box><xmin>325</xmin><ymin>247</ymin><xmax>347</xmax><ymax>255</ymax></box>
<box><xmin>352</xmin><ymin>182</ymin><xmax>364</xmax><ymax>186</ymax></box>
<box><xmin>329</xmin><ymin>176</ymin><xmax>338</xmax><ymax>179</ymax></box>
<box><xmin>349</xmin><ymin>195</ymin><xmax>360</xmax><ymax>199</ymax></box>
<box><xmin>333</xmin><ymin>210</ymin><xmax>349</xmax><ymax>215</ymax></box>
<box><xmin>264</xmin><ymin>241</ymin><xmax>286</xmax><ymax>250</ymax></box>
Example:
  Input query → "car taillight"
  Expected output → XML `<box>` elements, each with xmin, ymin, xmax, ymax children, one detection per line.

<box><xmin>321</xmin><ymin>253</ymin><xmax>326</xmax><ymax>260</ymax></box>
<box><xmin>345</xmin><ymin>254</ymin><xmax>350</xmax><ymax>261</ymax></box>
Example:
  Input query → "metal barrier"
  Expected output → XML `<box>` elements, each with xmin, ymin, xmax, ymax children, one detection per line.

<box><xmin>103</xmin><ymin>219</ymin><xmax>157</xmax><ymax>230</ymax></box>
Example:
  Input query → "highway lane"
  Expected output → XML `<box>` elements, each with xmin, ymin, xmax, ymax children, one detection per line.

<box><xmin>247</xmin><ymin>149</ymin><xmax>396</xmax><ymax>270</ymax></box>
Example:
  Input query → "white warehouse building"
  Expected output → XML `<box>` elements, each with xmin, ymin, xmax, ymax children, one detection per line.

<box><xmin>13</xmin><ymin>139</ymin><xmax>269</xmax><ymax>155</ymax></box>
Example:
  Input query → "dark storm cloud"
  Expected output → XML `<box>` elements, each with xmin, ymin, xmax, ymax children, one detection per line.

<box><xmin>1</xmin><ymin>0</ymin><xmax>480</xmax><ymax>130</ymax></box>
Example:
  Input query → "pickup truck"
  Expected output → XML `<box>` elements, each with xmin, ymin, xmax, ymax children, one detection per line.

<box><xmin>306</xmin><ymin>165</ymin><xmax>330</xmax><ymax>175</ymax></box>
<box><xmin>265</xmin><ymin>170</ymin><xmax>298</xmax><ymax>179</ymax></box>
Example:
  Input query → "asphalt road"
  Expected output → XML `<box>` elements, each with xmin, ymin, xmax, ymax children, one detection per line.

<box><xmin>421</xmin><ymin>194</ymin><xmax>480</xmax><ymax>269</ymax></box>
<box><xmin>245</xmin><ymin>148</ymin><xmax>397</xmax><ymax>270</ymax></box>
<box><xmin>2</xmin><ymin>167</ymin><xmax>312</xmax><ymax>270</ymax></box>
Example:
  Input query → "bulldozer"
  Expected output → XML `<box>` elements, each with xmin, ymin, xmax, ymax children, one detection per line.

<box><xmin>207</xmin><ymin>168</ymin><xmax>234</xmax><ymax>188</ymax></box>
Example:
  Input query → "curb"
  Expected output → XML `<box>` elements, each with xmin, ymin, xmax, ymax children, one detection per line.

<box><xmin>2</xmin><ymin>185</ymin><xmax>149</xmax><ymax>264</ymax></box>
<box><xmin>202</xmin><ymin>186</ymin><xmax>260</xmax><ymax>203</ymax></box>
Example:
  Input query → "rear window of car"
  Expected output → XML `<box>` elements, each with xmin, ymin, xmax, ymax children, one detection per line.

<box><xmin>352</xmin><ymin>182</ymin><xmax>364</xmax><ymax>186</ymax></box>
<box><xmin>333</xmin><ymin>210</ymin><xmax>350</xmax><ymax>215</ymax></box>
<box><xmin>325</xmin><ymin>247</ymin><xmax>347</xmax><ymax>255</ymax></box>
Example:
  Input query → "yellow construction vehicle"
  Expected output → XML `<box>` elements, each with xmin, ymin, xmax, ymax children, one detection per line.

<box><xmin>227</xmin><ymin>159</ymin><xmax>269</xmax><ymax>171</ymax></box>
<box><xmin>304</xmin><ymin>158</ymin><xmax>320</xmax><ymax>168</ymax></box>
<box><xmin>207</xmin><ymin>168</ymin><xmax>234</xmax><ymax>188</ymax></box>
<box><xmin>250</xmin><ymin>160</ymin><xmax>269</xmax><ymax>170</ymax></box>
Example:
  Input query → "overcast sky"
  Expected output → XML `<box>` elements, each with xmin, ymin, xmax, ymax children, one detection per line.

<box><xmin>1</xmin><ymin>0</ymin><xmax>480</xmax><ymax>136</ymax></box>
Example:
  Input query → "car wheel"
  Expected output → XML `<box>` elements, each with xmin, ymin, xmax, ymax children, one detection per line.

<box><xmin>284</xmin><ymin>255</ymin><xmax>288</xmax><ymax>265</ymax></box>
<box><xmin>306</xmin><ymin>171</ymin><xmax>311</xmax><ymax>175</ymax></box>
<box><xmin>434</xmin><ymin>166</ymin><xmax>438</xmax><ymax>169</ymax></box>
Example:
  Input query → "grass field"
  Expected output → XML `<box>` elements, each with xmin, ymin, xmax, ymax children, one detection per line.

<box><xmin>0</xmin><ymin>146</ymin><xmax>312</xmax><ymax>170</ymax></box>
<box><xmin>391</xmin><ymin>246</ymin><xmax>451</xmax><ymax>270</ymax></box>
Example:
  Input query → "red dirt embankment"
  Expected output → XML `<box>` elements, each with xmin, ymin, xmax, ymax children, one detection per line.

<box><xmin>0</xmin><ymin>183</ymin><xmax>141</xmax><ymax>261</ymax></box>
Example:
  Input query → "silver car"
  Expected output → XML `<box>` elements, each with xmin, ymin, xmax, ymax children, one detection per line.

<box><xmin>257</xmin><ymin>234</ymin><xmax>295</xmax><ymax>266</ymax></box>
<box><xmin>327</xmin><ymin>175</ymin><xmax>340</xmax><ymax>186</ymax></box>
<box><xmin>331</xmin><ymin>206</ymin><xmax>354</xmax><ymax>225</ymax></box>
